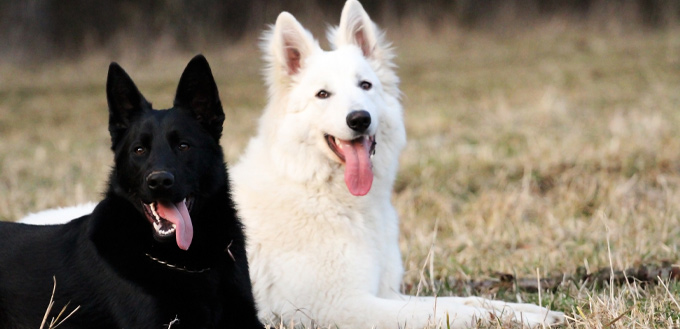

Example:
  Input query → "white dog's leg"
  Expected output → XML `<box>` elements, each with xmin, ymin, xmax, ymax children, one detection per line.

<box><xmin>391</xmin><ymin>295</ymin><xmax>565</xmax><ymax>327</ymax></box>
<box><xmin>323</xmin><ymin>294</ymin><xmax>485</xmax><ymax>329</ymax></box>
<box><xmin>337</xmin><ymin>293</ymin><xmax>565</xmax><ymax>329</ymax></box>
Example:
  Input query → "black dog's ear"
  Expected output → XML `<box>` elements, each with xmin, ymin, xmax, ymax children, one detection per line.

<box><xmin>174</xmin><ymin>54</ymin><xmax>225</xmax><ymax>140</ymax></box>
<box><xmin>107</xmin><ymin>63</ymin><xmax>150</xmax><ymax>144</ymax></box>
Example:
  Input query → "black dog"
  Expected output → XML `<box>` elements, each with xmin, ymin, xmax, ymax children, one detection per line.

<box><xmin>0</xmin><ymin>55</ymin><xmax>263</xmax><ymax>329</ymax></box>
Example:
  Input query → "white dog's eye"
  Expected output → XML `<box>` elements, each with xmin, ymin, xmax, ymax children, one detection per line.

<box><xmin>359</xmin><ymin>81</ymin><xmax>372</xmax><ymax>91</ymax></box>
<box><xmin>316</xmin><ymin>90</ymin><xmax>331</xmax><ymax>99</ymax></box>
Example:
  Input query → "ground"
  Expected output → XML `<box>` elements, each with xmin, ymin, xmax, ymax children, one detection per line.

<box><xmin>0</xmin><ymin>22</ymin><xmax>679</xmax><ymax>327</ymax></box>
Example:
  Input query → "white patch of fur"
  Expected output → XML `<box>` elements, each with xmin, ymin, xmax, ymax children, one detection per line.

<box><xmin>232</xmin><ymin>1</ymin><xmax>564</xmax><ymax>328</ymax></box>
<box><xmin>19</xmin><ymin>202</ymin><xmax>96</xmax><ymax>225</ymax></box>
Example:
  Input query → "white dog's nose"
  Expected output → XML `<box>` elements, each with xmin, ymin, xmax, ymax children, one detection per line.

<box><xmin>346</xmin><ymin>110</ymin><xmax>371</xmax><ymax>132</ymax></box>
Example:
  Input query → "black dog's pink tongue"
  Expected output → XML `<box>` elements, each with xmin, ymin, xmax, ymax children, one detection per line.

<box><xmin>156</xmin><ymin>201</ymin><xmax>194</xmax><ymax>250</ymax></box>
<box><xmin>338</xmin><ymin>137</ymin><xmax>373</xmax><ymax>196</ymax></box>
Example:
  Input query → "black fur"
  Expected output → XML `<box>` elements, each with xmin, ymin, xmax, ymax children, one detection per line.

<box><xmin>0</xmin><ymin>55</ymin><xmax>263</xmax><ymax>329</ymax></box>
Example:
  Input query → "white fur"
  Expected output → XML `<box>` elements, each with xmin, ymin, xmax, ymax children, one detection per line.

<box><xmin>19</xmin><ymin>202</ymin><xmax>96</xmax><ymax>225</ymax></box>
<box><xmin>231</xmin><ymin>1</ymin><xmax>565</xmax><ymax>328</ymax></box>
<box><xmin>18</xmin><ymin>1</ymin><xmax>565</xmax><ymax>327</ymax></box>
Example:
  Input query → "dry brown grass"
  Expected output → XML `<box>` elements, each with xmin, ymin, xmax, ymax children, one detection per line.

<box><xmin>39</xmin><ymin>277</ymin><xmax>80</xmax><ymax>329</ymax></box>
<box><xmin>1</xmin><ymin>23</ymin><xmax>679</xmax><ymax>327</ymax></box>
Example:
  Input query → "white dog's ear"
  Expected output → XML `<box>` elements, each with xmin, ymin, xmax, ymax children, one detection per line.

<box><xmin>268</xmin><ymin>12</ymin><xmax>317</xmax><ymax>76</ymax></box>
<box><xmin>329</xmin><ymin>0</ymin><xmax>399</xmax><ymax>96</ymax></box>
<box><xmin>331</xmin><ymin>0</ymin><xmax>379</xmax><ymax>58</ymax></box>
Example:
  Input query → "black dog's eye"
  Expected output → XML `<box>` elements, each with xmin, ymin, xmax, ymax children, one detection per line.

<box><xmin>133</xmin><ymin>146</ymin><xmax>146</xmax><ymax>155</ymax></box>
<box><xmin>359</xmin><ymin>81</ymin><xmax>372</xmax><ymax>90</ymax></box>
<box><xmin>316</xmin><ymin>90</ymin><xmax>331</xmax><ymax>99</ymax></box>
<box><xmin>178</xmin><ymin>143</ymin><xmax>190</xmax><ymax>151</ymax></box>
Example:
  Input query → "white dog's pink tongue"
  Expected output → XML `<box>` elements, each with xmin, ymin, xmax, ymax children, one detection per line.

<box><xmin>339</xmin><ymin>138</ymin><xmax>373</xmax><ymax>196</ymax></box>
<box><xmin>156</xmin><ymin>201</ymin><xmax>194</xmax><ymax>250</ymax></box>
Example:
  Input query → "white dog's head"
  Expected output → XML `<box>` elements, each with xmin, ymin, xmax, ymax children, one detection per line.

<box><xmin>259</xmin><ymin>0</ymin><xmax>404</xmax><ymax>197</ymax></box>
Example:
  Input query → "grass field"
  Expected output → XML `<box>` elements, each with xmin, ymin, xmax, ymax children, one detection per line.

<box><xmin>1</xmin><ymin>22</ymin><xmax>679</xmax><ymax>327</ymax></box>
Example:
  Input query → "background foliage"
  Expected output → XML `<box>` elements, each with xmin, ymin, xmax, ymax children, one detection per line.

<box><xmin>1</xmin><ymin>0</ymin><xmax>680</xmax><ymax>60</ymax></box>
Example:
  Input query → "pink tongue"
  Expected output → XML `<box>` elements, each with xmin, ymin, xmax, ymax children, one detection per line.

<box><xmin>156</xmin><ymin>201</ymin><xmax>194</xmax><ymax>250</ymax></box>
<box><xmin>338</xmin><ymin>138</ymin><xmax>374</xmax><ymax>196</ymax></box>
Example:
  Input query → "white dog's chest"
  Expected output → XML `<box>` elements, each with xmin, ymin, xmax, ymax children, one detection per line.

<box><xmin>244</xmin><ymin>197</ymin><xmax>387</xmax><ymax>287</ymax></box>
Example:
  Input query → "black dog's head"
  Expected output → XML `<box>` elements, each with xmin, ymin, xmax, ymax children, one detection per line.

<box><xmin>106</xmin><ymin>55</ymin><xmax>226</xmax><ymax>251</ymax></box>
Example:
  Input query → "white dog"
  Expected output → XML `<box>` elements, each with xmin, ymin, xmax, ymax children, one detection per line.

<box><xmin>19</xmin><ymin>1</ymin><xmax>565</xmax><ymax>327</ymax></box>
<box><xmin>230</xmin><ymin>1</ymin><xmax>564</xmax><ymax>328</ymax></box>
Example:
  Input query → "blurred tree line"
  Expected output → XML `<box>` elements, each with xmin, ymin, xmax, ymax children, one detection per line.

<box><xmin>1</xmin><ymin>0</ymin><xmax>678</xmax><ymax>60</ymax></box>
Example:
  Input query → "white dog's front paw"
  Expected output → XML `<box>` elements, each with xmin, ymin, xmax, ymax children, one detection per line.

<box><xmin>515</xmin><ymin>309</ymin><xmax>565</xmax><ymax>327</ymax></box>
<box><xmin>458</xmin><ymin>297</ymin><xmax>565</xmax><ymax>327</ymax></box>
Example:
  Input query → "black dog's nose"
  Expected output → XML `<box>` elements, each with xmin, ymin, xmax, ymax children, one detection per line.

<box><xmin>346</xmin><ymin>110</ymin><xmax>371</xmax><ymax>132</ymax></box>
<box><xmin>147</xmin><ymin>171</ymin><xmax>175</xmax><ymax>191</ymax></box>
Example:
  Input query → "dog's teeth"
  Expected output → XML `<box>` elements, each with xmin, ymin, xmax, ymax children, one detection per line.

<box><xmin>158</xmin><ymin>225</ymin><xmax>176</xmax><ymax>236</ymax></box>
<box><xmin>149</xmin><ymin>203</ymin><xmax>160</xmax><ymax>221</ymax></box>
<box><xmin>153</xmin><ymin>220</ymin><xmax>176</xmax><ymax>236</ymax></box>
